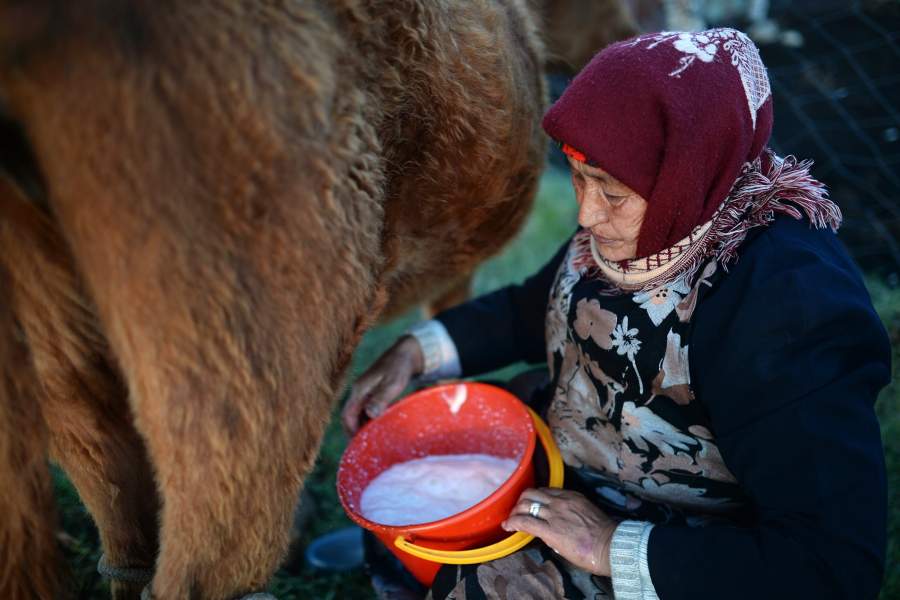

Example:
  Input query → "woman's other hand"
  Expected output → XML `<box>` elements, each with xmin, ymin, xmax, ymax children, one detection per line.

<box><xmin>503</xmin><ymin>487</ymin><xmax>618</xmax><ymax>577</ymax></box>
<box><xmin>342</xmin><ymin>335</ymin><xmax>425</xmax><ymax>435</ymax></box>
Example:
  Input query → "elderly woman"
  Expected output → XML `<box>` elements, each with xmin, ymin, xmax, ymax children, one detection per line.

<box><xmin>343</xmin><ymin>28</ymin><xmax>890</xmax><ymax>600</ymax></box>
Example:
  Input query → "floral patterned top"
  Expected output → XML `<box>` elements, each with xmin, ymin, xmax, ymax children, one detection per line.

<box><xmin>545</xmin><ymin>230</ymin><xmax>748</xmax><ymax>525</ymax></box>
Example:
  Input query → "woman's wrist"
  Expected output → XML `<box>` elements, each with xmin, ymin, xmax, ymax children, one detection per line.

<box><xmin>396</xmin><ymin>335</ymin><xmax>426</xmax><ymax>377</ymax></box>
<box><xmin>405</xmin><ymin>320</ymin><xmax>462</xmax><ymax>380</ymax></box>
<box><xmin>591</xmin><ymin>522</ymin><xmax>615</xmax><ymax>576</ymax></box>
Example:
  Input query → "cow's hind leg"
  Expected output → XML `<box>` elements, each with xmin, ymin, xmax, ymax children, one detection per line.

<box><xmin>95</xmin><ymin>239</ymin><xmax>371</xmax><ymax>598</ymax></box>
<box><xmin>1</xmin><ymin>182</ymin><xmax>159</xmax><ymax>599</ymax></box>
<box><xmin>113</xmin><ymin>208</ymin><xmax>386</xmax><ymax>598</ymax></box>
<box><xmin>0</xmin><ymin>263</ymin><xmax>60</xmax><ymax>600</ymax></box>
<box><xmin>47</xmin><ymin>160</ymin><xmax>387</xmax><ymax>597</ymax></box>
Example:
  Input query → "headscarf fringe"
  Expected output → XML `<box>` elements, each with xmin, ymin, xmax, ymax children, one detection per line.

<box><xmin>710</xmin><ymin>150</ymin><xmax>841</xmax><ymax>271</ymax></box>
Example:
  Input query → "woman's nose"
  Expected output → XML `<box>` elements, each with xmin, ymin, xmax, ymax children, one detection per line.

<box><xmin>578</xmin><ymin>191</ymin><xmax>609</xmax><ymax>229</ymax></box>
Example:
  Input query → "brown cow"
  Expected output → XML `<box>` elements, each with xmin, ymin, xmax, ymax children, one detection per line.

<box><xmin>0</xmin><ymin>1</ymin><xmax>545</xmax><ymax>598</ymax></box>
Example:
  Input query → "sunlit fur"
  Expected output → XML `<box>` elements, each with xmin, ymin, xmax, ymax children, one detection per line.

<box><xmin>0</xmin><ymin>1</ymin><xmax>547</xmax><ymax>597</ymax></box>
<box><xmin>0</xmin><ymin>0</ymin><xmax>641</xmax><ymax>596</ymax></box>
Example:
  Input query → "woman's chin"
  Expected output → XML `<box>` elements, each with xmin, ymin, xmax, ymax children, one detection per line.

<box><xmin>596</xmin><ymin>246</ymin><xmax>636</xmax><ymax>263</ymax></box>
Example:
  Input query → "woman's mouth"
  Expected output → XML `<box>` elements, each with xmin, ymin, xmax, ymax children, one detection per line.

<box><xmin>592</xmin><ymin>234</ymin><xmax>619</xmax><ymax>245</ymax></box>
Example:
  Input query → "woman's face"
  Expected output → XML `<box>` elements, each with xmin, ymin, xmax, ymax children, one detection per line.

<box><xmin>569</xmin><ymin>157</ymin><xmax>648</xmax><ymax>262</ymax></box>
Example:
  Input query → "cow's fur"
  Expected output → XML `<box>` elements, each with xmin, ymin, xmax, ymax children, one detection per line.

<box><xmin>531</xmin><ymin>0</ymin><xmax>638</xmax><ymax>73</ymax></box>
<box><xmin>0</xmin><ymin>1</ymin><xmax>546</xmax><ymax>598</ymax></box>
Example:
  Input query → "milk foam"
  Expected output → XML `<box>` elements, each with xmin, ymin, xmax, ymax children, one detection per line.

<box><xmin>360</xmin><ymin>453</ymin><xmax>518</xmax><ymax>526</ymax></box>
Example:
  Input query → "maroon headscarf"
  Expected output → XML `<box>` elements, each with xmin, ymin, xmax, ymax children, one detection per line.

<box><xmin>543</xmin><ymin>28</ymin><xmax>817</xmax><ymax>260</ymax></box>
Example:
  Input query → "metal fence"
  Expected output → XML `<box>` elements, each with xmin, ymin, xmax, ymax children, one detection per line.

<box><xmin>763</xmin><ymin>0</ymin><xmax>900</xmax><ymax>278</ymax></box>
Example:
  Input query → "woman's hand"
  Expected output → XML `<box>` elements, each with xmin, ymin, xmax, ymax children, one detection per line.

<box><xmin>342</xmin><ymin>335</ymin><xmax>425</xmax><ymax>435</ymax></box>
<box><xmin>503</xmin><ymin>487</ymin><xmax>618</xmax><ymax>577</ymax></box>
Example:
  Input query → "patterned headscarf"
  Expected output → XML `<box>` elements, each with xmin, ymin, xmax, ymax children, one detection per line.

<box><xmin>543</xmin><ymin>28</ymin><xmax>840</xmax><ymax>291</ymax></box>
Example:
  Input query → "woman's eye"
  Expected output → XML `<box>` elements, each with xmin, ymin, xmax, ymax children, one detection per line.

<box><xmin>605</xmin><ymin>191</ymin><xmax>627</xmax><ymax>205</ymax></box>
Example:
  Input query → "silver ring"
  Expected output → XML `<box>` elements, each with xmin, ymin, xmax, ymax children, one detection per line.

<box><xmin>528</xmin><ymin>501</ymin><xmax>543</xmax><ymax>519</ymax></box>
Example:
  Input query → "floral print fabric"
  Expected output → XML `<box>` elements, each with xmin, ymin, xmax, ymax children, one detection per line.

<box><xmin>426</xmin><ymin>544</ymin><xmax>614</xmax><ymax>600</ymax></box>
<box><xmin>545</xmin><ymin>235</ymin><xmax>747</xmax><ymax>520</ymax></box>
<box><xmin>428</xmin><ymin>237</ymin><xmax>749</xmax><ymax>600</ymax></box>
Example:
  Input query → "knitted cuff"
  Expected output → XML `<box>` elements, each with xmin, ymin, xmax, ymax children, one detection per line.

<box><xmin>609</xmin><ymin>520</ymin><xmax>660</xmax><ymax>600</ymax></box>
<box><xmin>406</xmin><ymin>320</ymin><xmax>462</xmax><ymax>381</ymax></box>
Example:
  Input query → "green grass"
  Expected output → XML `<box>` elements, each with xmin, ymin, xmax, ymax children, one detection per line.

<box><xmin>869</xmin><ymin>277</ymin><xmax>900</xmax><ymax>599</ymax></box>
<box><xmin>53</xmin><ymin>169</ymin><xmax>899</xmax><ymax>598</ymax></box>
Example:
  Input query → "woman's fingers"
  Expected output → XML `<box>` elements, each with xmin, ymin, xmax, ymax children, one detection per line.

<box><xmin>511</xmin><ymin>488</ymin><xmax>559</xmax><ymax>511</ymax></box>
<box><xmin>507</xmin><ymin>488</ymin><xmax>593</xmax><ymax>526</ymax></box>
<box><xmin>506</xmin><ymin>490</ymin><xmax>558</xmax><ymax>527</ymax></box>
<box><xmin>502</xmin><ymin>512</ymin><xmax>554</xmax><ymax>539</ymax></box>
<box><xmin>363</xmin><ymin>372</ymin><xmax>411</xmax><ymax>419</ymax></box>
<box><xmin>344</xmin><ymin>336</ymin><xmax>423</xmax><ymax>434</ymax></box>
<box><xmin>342</xmin><ymin>374</ymin><xmax>383</xmax><ymax>434</ymax></box>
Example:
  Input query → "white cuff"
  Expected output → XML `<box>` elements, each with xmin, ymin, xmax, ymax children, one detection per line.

<box><xmin>609</xmin><ymin>520</ymin><xmax>660</xmax><ymax>600</ymax></box>
<box><xmin>406</xmin><ymin>320</ymin><xmax>462</xmax><ymax>381</ymax></box>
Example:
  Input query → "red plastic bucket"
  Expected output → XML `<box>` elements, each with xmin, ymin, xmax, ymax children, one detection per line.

<box><xmin>337</xmin><ymin>382</ymin><xmax>537</xmax><ymax>586</ymax></box>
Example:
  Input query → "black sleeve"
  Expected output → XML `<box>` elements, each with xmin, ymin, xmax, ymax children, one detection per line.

<box><xmin>434</xmin><ymin>236</ymin><xmax>571</xmax><ymax>376</ymax></box>
<box><xmin>647</xmin><ymin>221</ymin><xmax>891</xmax><ymax>600</ymax></box>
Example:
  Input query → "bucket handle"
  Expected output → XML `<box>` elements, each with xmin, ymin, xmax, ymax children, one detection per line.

<box><xmin>393</xmin><ymin>407</ymin><xmax>564</xmax><ymax>565</ymax></box>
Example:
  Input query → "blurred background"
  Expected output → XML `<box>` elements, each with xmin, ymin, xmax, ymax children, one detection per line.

<box><xmin>51</xmin><ymin>0</ymin><xmax>898</xmax><ymax>598</ymax></box>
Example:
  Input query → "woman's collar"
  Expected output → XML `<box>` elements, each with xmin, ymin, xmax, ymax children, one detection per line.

<box><xmin>589</xmin><ymin>220</ymin><xmax>713</xmax><ymax>290</ymax></box>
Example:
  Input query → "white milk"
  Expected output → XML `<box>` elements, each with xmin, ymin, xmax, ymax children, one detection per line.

<box><xmin>360</xmin><ymin>453</ymin><xmax>518</xmax><ymax>526</ymax></box>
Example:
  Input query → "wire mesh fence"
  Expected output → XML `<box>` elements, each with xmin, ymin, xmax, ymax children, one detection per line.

<box><xmin>763</xmin><ymin>0</ymin><xmax>900</xmax><ymax>278</ymax></box>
